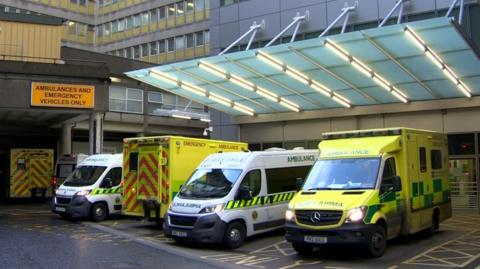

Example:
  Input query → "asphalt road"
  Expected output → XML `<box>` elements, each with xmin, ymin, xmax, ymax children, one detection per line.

<box><xmin>1</xmin><ymin>203</ymin><xmax>479</xmax><ymax>269</ymax></box>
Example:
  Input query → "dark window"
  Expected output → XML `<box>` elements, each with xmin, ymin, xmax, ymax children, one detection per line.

<box><xmin>448</xmin><ymin>133</ymin><xmax>475</xmax><ymax>155</ymax></box>
<box><xmin>102</xmin><ymin>167</ymin><xmax>122</xmax><ymax>187</ymax></box>
<box><xmin>141</xmin><ymin>44</ymin><xmax>148</xmax><ymax>57</ymax></box>
<box><xmin>382</xmin><ymin>157</ymin><xmax>396</xmax><ymax>179</ymax></box>
<box><xmin>248</xmin><ymin>143</ymin><xmax>261</xmax><ymax>151</ymax></box>
<box><xmin>167</xmin><ymin>38</ymin><xmax>175</xmax><ymax>52</ymax></box>
<box><xmin>238</xmin><ymin>170</ymin><xmax>261</xmax><ymax>198</ymax></box>
<box><xmin>262</xmin><ymin>142</ymin><xmax>283</xmax><ymax>150</ymax></box>
<box><xmin>266</xmin><ymin>166</ymin><xmax>311</xmax><ymax>194</ymax></box>
<box><xmin>150</xmin><ymin>41</ymin><xmax>157</xmax><ymax>55</ymax></box>
<box><xmin>159</xmin><ymin>40</ymin><xmax>166</xmax><ymax>53</ymax></box>
<box><xmin>129</xmin><ymin>153</ymin><xmax>138</xmax><ymax>171</ymax></box>
<box><xmin>419</xmin><ymin>147</ymin><xmax>427</xmax><ymax>173</ymax></box>
<box><xmin>186</xmin><ymin>33</ymin><xmax>194</xmax><ymax>48</ymax></box>
<box><xmin>431</xmin><ymin>150</ymin><xmax>443</xmax><ymax>170</ymax></box>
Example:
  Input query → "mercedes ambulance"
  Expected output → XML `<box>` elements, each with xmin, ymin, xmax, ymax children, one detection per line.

<box><xmin>285</xmin><ymin>128</ymin><xmax>452</xmax><ymax>257</ymax></box>
<box><xmin>52</xmin><ymin>154</ymin><xmax>123</xmax><ymax>222</ymax></box>
<box><xmin>164</xmin><ymin>149</ymin><xmax>317</xmax><ymax>249</ymax></box>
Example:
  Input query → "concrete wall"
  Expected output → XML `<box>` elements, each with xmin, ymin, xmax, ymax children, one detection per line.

<box><xmin>239</xmin><ymin>107</ymin><xmax>480</xmax><ymax>143</ymax></box>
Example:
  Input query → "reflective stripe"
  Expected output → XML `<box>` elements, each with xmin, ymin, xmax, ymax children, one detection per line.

<box><xmin>224</xmin><ymin>191</ymin><xmax>296</xmax><ymax>210</ymax></box>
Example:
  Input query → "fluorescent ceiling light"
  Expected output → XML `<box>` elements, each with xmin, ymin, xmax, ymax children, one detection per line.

<box><xmin>256</xmin><ymin>51</ymin><xmax>284</xmax><ymax>70</ymax></box>
<box><xmin>324</xmin><ymin>40</ymin><xmax>350</xmax><ymax>62</ymax></box>
<box><xmin>372</xmin><ymin>75</ymin><xmax>391</xmax><ymax>91</ymax></box>
<box><xmin>181</xmin><ymin>83</ymin><xmax>207</xmax><ymax>96</ymax></box>
<box><xmin>285</xmin><ymin>68</ymin><xmax>309</xmax><ymax>84</ymax></box>
<box><xmin>172</xmin><ymin>114</ymin><xmax>191</xmax><ymax>120</ymax></box>
<box><xmin>198</xmin><ymin>61</ymin><xmax>227</xmax><ymax>79</ymax></box>
<box><xmin>149</xmin><ymin>70</ymin><xmax>178</xmax><ymax>85</ymax></box>
<box><xmin>405</xmin><ymin>27</ymin><xmax>472</xmax><ymax>98</ymax></box>
<box><xmin>332</xmin><ymin>96</ymin><xmax>352</xmax><ymax>108</ymax></box>
<box><xmin>391</xmin><ymin>88</ymin><xmax>408</xmax><ymax>103</ymax></box>
<box><xmin>256</xmin><ymin>87</ymin><xmax>279</xmax><ymax>102</ymax></box>
<box><xmin>233</xmin><ymin>103</ymin><xmax>255</xmax><ymax>116</ymax></box>
<box><xmin>209</xmin><ymin>92</ymin><xmax>232</xmax><ymax>107</ymax></box>
<box><xmin>200</xmin><ymin>118</ymin><xmax>211</xmax><ymax>122</ymax></box>
<box><xmin>310</xmin><ymin>81</ymin><xmax>331</xmax><ymax>97</ymax></box>
<box><xmin>351</xmin><ymin>59</ymin><xmax>372</xmax><ymax>78</ymax></box>
<box><xmin>279</xmin><ymin>99</ymin><xmax>300</xmax><ymax>112</ymax></box>
<box><xmin>230</xmin><ymin>76</ymin><xmax>255</xmax><ymax>90</ymax></box>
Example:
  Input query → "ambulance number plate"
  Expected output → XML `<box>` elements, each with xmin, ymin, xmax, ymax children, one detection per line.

<box><xmin>304</xmin><ymin>236</ymin><xmax>327</xmax><ymax>244</ymax></box>
<box><xmin>56</xmin><ymin>207</ymin><xmax>66</xmax><ymax>212</ymax></box>
<box><xmin>172</xmin><ymin>230</ymin><xmax>187</xmax><ymax>238</ymax></box>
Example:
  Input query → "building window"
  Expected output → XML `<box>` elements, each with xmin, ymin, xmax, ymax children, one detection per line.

<box><xmin>150</xmin><ymin>9</ymin><xmax>158</xmax><ymax>23</ymax></box>
<box><xmin>448</xmin><ymin>134</ymin><xmax>475</xmax><ymax>155</ymax></box>
<box><xmin>141</xmin><ymin>44</ymin><xmax>148</xmax><ymax>57</ymax></box>
<box><xmin>176</xmin><ymin>1</ymin><xmax>184</xmax><ymax>15</ymax></box>
<box><xmin>195</xmin><ymin>31</ymin><xmax>204</xmax><ymax>46</ymax></box>
<box><xmin>167</xmin><ymin>38</ymin><xmax>175</xmax><ymax>52</ymax></box>
<box><xmin>431</xmin><ymin>150</ymin><xmax>443</xmax><ymax>170</ymax></box>
<box><xmin>204</xmin><ymin>30</ymin><xmax>210</xmax><ymax>44</ymax></box>
<box><xmin>133</xmin><ymin>46</ymin><xmax>140</xmax><ymax>58</ymax></box>
<box><xmin>126</xmin><ymin>47</ymin><xmax>132</xmax><ymax>58</ymax></box>
<box><xmin>150</xmin><ymin>41</ymin><xmax>158</xmax><ymax>55</ymax></box>
<box><xmin>419</xmin><ymin>147</ymin><xmax>427</xmax><ymax>173</ymax></box>
<box><xmin>127</xmin><ymin>16</ymin><xmax>134</xmax><ymax>29</ymax></box>
<box><xmin>133</xmin><ymin>14</ymin><xmax>141</xmax><ymax>27</ymax></box>
<box><xmin>118</xmin><ymin>19</ymin><xmax>125</xmax><ymax>32</ymax></box>
<box><xmin>77</xmin><ymin>23</ymin><xmax>86</xmax><ymax>37</ymax></box>
<box><xmin>104</xmin><ymin>22</ymin><xmax>111</xmax><ymax>36</ymax></box>
<box><xmin>159</xmin><ymin>6</ymin><xmax>166</xmax><ymax>19</ymax></box>
<box><xmin>142</xmin><ymin>12</ymin><xmax>149</xmax><ymax>25</ymax></box>
<box><xmin>186</xmin><ymin>0</ymin><xmax>194</xmax><ymax>12</ymax></box>
<box><xmin>195</xmin><ymin>0</ymin><xmax>204</xmax><ymax>11</ymax></box>
<box><xmin>148</xmin><ymin>91</ymin><xmax>163</xmax><ymax>114</ymax></box>
<box><xmin>112</xmin><ymin>20</ymin><xmax>119</xmax><ymax>33</ymax></box>
<box><xmin>159</xmin><ymin>40</ymin><xmax>166</xmax><ymax>53</ymax></box>
<box><xmin>186</xmin><ymin>33</ymin><xmax>194</xmax><ymax>48</ymax></box>
<box><xmin>167</xmin><ymin>4</ymin><xmax>175</xmax><ymax>17</ymax></box>
<box><xmin>176</xmin><ymin>36</ymin><xmax>185</xmax><ymax>50</ymax></box>
<box><xmin>68</xmin><ymin>21</ymin><xmax>76</xmax><ymax>34</ymax></box>
<box><xmin>109</xmin><ymin>86</ymin><xmax>144</xmax><ymax>114</ymax></box>
<box><xmin>220</xmin><ymin>0</ymin><xmax>236</xmax><ymax>6</ymax></box>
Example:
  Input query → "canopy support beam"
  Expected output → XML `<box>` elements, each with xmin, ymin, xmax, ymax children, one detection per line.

<box><xmin>265</xmin><ymin>11</ymin><xmax>310</xmax><ymax>47</ymax></box>
<box><xmin>319</xmin><ymin>1</ymin><xmax>358</xmax><ymax>37</ymax></box>
<box><xmin>379</xmin><ymin>0</ymin><xmax>409</xmax><ymax>27</ymax></box>
<box><xmin>219</xmin><ymin>20</ymin><xmax>265</xmax><ymax>55</ymax></box>
<box><xmin>446</xmin><ymin>0</ymin><xmax>465</xmax><ymax>25</ymax></box>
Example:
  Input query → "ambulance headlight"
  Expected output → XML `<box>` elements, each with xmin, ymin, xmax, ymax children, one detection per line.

<box><xmin>345</xmin><ymin>206</ymin><xmax>367</xmax><ymax>223</ymax></box>
<box><xmin>74</xmin><ymin>190</ymin><xmax>91</xmax><ymax>196</ymax></box>
<box><xmin>285</xmin><ymin>209</ymin><xmax>295</xmax><ymax>223</ymax></box>
<box><xmin>199</xmin><ymin>203</ymin><xmax>225</xmax><ymax>214</ymax></box>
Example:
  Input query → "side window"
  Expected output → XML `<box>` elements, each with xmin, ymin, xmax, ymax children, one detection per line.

<box><xmin>102</xmin><ymin>167</ymin><xmax>122</xmax><ymax>187</ymax></box>
<box><xmin>129</xmin><ymin>152</ymin><xmax>138</xmax><ymax>171</ymax></box>
<box><xmin>381</xmin><ymin>157</ymin><xmax>398</xmax><ymax>192</ymax></box>
<box><xmin>266</xmin><ymin>166</ymin><xmax>311</xmax><ymax>194</ymax></box>
<box><xmin>238</xmin><ymin>170</ymin><xmax>261</xmax><ymax>198</ymax></box>
<box><xmin>431</xmin><ymin>149</ymin><xmax>442</xmax><ymax>170</ymax></box>
<box><xmin>419</xmin><ymin>147</ymin><xmax>427</xmax><ymax>173</ymax></box>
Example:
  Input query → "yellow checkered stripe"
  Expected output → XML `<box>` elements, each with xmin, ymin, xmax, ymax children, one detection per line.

<box><xmin>225</xmin><ymin>191</ymin><xmax>295</xmax><ymax>210</ymax></box>
<box><xmin>92</xmin><ymin>186</ymin><xmax>122</xmax><ymax>195</ymax></box>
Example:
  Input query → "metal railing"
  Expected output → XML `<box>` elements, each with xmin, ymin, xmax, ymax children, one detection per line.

<box><xmin>451</xmin><ymin>181</ymin><xmax>478</xmax><ymax>210</ymax></box>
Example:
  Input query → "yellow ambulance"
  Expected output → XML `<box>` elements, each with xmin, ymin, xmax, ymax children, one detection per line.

<box><xmin>122</xmin><ymin>136</ymin><xmax>247</xmax><ymax>222</ymax></box>
<box><xmin>9</xmin><ymin>148</ymin><xmax>54</xmax><ymax>199</ymax></box>
<box><xmin>285</xmin><ymin>128</ymin><xmax>452</xmax><ymax>257</ymax></box>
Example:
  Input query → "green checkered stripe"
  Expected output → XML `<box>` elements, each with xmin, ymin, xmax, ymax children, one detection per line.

<box><xmin>225</xmin><ymin>191</ymin><xmax>295</xmax><ymax>210</ymax></box>
<box><xmin>91</xmin><ymin>186</ymin><xmax>122</xmax><ymax>195</ymax></box>
<box><xmin>411</xmin><ymin>178</ymin><xmax>450</xmax><ymax>210</ymax></box>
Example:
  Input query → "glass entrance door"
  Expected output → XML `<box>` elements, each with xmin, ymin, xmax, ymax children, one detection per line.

<box><xmin>449</xmin><ymin>158</ymin><xmax>478</xmax><ymax>211</ymax></box>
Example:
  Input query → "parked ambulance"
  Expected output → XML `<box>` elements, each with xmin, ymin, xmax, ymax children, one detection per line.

<box><xmin>52</xmin><ymin>154</ymin><xmax>123</xmax><ymax>222</ymax></box>
<box><xmin>164</xmin><ymin>148</ymin><xmax>318</xmax><ymax>248</ymax></box>
<box><xmin>52</xmin><ymin>154</ymin><xmax>88</xmax><ymax>192</ymax></box>
<box><xmin>285</xmin><ymin>128</ymin><xmax>452</xmax><ymax>257</ymax></box>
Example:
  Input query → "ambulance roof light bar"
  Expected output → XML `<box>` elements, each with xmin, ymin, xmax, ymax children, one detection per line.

<box><xmin>256</xmin><ymin>50</ymin><xmax>352</xmax><ymax>108</ymax></box>
<box><xmin>198</xmin><ymin>60</ymin><xmax>301</xmax><ymax>112</ymax></box>
<box><xmin>404</xmin><ymin>26</ymin><xmax>472</xmax><ymax>98</ymax></box>
<box><xmin>324</xmin><ymin>39</ymin><xmax>409</xmax><ymax>103</ymax></box>
<box><xmin>322</xmin><ymin>128</ymin><xmax>402</xmax><ymax>140</ymax></box>
<box><xmin>149</xmin><ymin>69</ymin><xmax>256</xmax><ymax>116</ymax></box>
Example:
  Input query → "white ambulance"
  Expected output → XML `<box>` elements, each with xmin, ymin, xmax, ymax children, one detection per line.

<box><xmin>163</xmin><ymin>149</ymin><xmax>318</xmax><ymax>248</ymax></box>
<box><xmin>52</xmin><ymin>154</ymin><xmax>123</xmax><ymax>222</ymax></box>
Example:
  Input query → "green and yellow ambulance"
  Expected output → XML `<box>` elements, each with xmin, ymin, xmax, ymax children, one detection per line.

<box><xmin>285</xmin><ymin>128</ymin><xmax>452</xmax><ymax>257</ymax></box>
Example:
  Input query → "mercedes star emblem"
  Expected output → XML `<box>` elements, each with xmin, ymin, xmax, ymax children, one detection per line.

<box><xmin>310</xmin><ymin>212</ymin><xmax>322</xmax><ymax>223</ymax></box>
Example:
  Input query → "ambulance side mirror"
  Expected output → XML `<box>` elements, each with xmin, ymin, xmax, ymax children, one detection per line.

<box><xmin>295</xmin><ymin>178</ymin><xmax>304</xmax><ymax>191</ymax></box>
<box><xmin>239</xmin><ymin>186</ymin><xmax>252</xmax><ymax>200</ymax></box>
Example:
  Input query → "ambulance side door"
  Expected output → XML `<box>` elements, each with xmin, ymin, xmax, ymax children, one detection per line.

<box><xmin>235</xmin><ymin>169</ymin><xmax>268</xmax><ymax>236</ymax></box>
<box><xmin>100</xmin><ymin>167</ymin><xmax>123</xmax><ymax>214</ymax></box>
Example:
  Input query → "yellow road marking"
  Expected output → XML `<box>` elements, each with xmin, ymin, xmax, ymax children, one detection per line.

<box><xmin>277</xmin><ymin>260</ymin><xmax>323</xmax><ymax>269</ymax></box>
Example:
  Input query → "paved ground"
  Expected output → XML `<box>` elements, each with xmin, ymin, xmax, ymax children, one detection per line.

<box><xmin>0</xmin><ymin>203</ymin><xmax>479</xmax><ymax>269</ymax></box>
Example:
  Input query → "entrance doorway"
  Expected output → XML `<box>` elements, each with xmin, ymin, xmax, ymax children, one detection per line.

<box><xmin>449</xmin><ymin>158</ymin><xmax>478</xmax><ymax>211</ymax></box>
<box><xmin>0</xmin><ymin>151</ymin><xmax>9</xmax><ymax>201</ymax></box>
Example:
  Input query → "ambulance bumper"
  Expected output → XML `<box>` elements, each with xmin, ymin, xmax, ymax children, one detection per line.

<box><xmin>52</xmin><ymin>195</ymin><xmax>92</xmax><ymax>218</ymax></box>
<box><xmin>163</xmin><ymin>212</ymin><xmax>227</xmax><ymax>244</ymax></box>
<box><xmin>285</xmin><ymin>222</ymin><xmax>376</xmax><ymax>245</ymax></box>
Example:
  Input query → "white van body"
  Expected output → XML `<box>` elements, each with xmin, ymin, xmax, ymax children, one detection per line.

<box><xmin>163</xmin><ymin>149</ymin><xmax>318</xmax><ymax>248</ymax></box>
<box><xmin>52</xmin><ymin>154</ymin><xmax>123</xmax><ymax>221</ymax></box>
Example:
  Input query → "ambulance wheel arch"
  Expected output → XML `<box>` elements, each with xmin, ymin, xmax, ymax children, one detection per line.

<box><xmin>224</xmin><ymin>219</ymin><xmax>247</xmax><ymax>249</ymax></box>
<box><xmin>91</xmin><ymin>201</ymin><xmax>108</xmax><ymax>222</ymax></box>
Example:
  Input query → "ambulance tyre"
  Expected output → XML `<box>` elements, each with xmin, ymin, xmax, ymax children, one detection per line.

<box><xmin>91</xmin><ymin>202</ymin><xmax>108</xmax><ymax>222</ymax></box>
<box><xmin>426</xmin><ymin>210</ymin><xmax>440</xmax><ymax>236</ymax></box>
<box><xmin>292</xmin><ymin>243</ymin><xmax>314</xmax><ymax>255</ymax></box>
<box><xmin>224</xmin><ymin>221</ymin><xmax>245</xmax><ymax>249</ymax></box>
<box><xmin>366</xmin><ymin>224</ymin><xmax>386</xmax><ymax>258</ymax></box>
<box><xmin>59</xmin><ymin>213</ymin><xmax>71</xmax><ymax>220</ymax></box>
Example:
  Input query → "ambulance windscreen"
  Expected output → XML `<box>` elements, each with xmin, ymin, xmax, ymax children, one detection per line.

<box><xmin>179</xmin><ymin>168</ymin><xmax>242</xmax><ymax>199</ymax></box>
<box><xmin>303</xmin><ymin>158</ymin><xmax>380</xmax><ymax>191</ymax></box>
<box><xmin>63</xmin><ymin>166</ymin><xmax>107</xmax><ymax>187</ymax></box>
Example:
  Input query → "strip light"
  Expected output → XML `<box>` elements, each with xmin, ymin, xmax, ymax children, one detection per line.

<box><xmin>198</xmin><ymin>60</ymin><xmax>301</xmax><ymax>112</ymax></box>
<box><xmin>325</xmin><ymin>39</ymin><xmax>409</xmax><ymax>103</ymax></box>
<box><xmin>149</xmin><ymin>69</ymin><xmax>256</xmax><ymax>116</ymax></box>
<box><xmin>172</xmin><ymin>114</ymin><xmax>192</xmax><ymax>120</ymax></box>
<box><xmin>256</xmin><ymin>50</ymin><xmax>352</xmax><ymax>108</ymax></box>
<box><xmin>200</xmin><ymin>118</ymin><xmax>211</xmax><ymax>123</ymax></box>
<box><xmin>404</xmin><ymin>26</ymin><xmax>472</xmax><ymax>98</ymax></box>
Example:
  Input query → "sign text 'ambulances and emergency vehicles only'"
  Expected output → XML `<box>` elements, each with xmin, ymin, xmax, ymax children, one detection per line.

<box><xmin>31</xmin><ymin>82</ymin><xmax>95</xmax><ymax>109</ymax></box>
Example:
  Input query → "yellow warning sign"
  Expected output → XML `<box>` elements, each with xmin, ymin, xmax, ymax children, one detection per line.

<box><xmin>31</xmin><ymin>82</ymin><xmax>95</xmax><ymax>109</ymax></box>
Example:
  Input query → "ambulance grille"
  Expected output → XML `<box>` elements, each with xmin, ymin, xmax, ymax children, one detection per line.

<box><xmin>169</xmin><ymin>214</ymin><xmax>197</xmax><ymax>227</ymax></box>
<box><xmin>295</xmin><ymin>210</ymin><xmax>343</xmax><ymax>226</ymax></box>
<box><xmin>56</xmin><ymin>197</ymin><xmax>71</xmax><ymax>205</ymax></box>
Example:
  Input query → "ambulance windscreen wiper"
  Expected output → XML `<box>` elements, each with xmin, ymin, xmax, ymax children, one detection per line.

<box><xmin>305</xmin><ymin>187</ymin><xmax>336</xmax><ymax>190</ymax></box>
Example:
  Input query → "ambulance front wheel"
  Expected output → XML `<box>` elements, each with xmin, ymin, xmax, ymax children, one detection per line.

<box><xmin>224</xmin><ymin>221</ymin><xmax>246</xmax><ymax>249</ymax></box>
<box><xmin>366</xmin><ymin>225</ymin><xmax>386</xmax><ymax>258</ymax></box>
<box><xmin>91</xmin><ymin>202</ymin><xmax>108</xmax><ymax>222</ymax></box>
